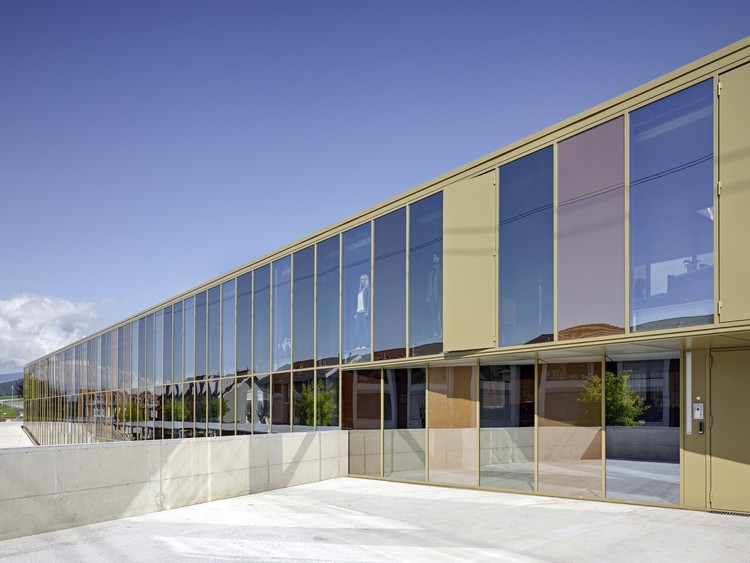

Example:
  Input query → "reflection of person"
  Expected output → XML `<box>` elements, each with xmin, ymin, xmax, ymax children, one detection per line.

<box><xmin>354</xmin><ymin>273</ymin><xmax>370</xmax><ymax>349</ymax></box>
<box><xmin>427</xmin><ymin>253</ymin><xmax>442</xmax><ymax>338</ymax></box>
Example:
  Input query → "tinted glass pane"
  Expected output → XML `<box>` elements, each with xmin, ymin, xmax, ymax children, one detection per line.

<box><xmin>409</xmin><ymin>193</ymin><xmax>443</xmax><ymax>356</ymax></box>
<box><xmin>272</xmin><ymin>256</ymin><xmax>292</xmax><ymax>371</ymax></box>
<box><xmin>558</xmin><ymin>118</ymin><xmax>625</xmax><ymax>339</ymax></box>
<box><xmin>479</xmin><ymin>364</ymin><xmax>534</xmax><ymax>491</ymax></box>
<box><xmin>173</xmin><ymin>301</ymin><xmax>182</xmax><ymax>385</ymax></box>
<box><xmin>236</xmin><ymin>273</ymin><xmax>252</xmax><ymax>376</ymax></box>
<box><xmin>342</xmin><ymin>224</ymin><xmax>372</xmax><ymax>363</ymax></box>
<box><xmin>220</xmin><ymin>378</ymin><xmax>236</xmax><ymax>436</ymax></box>
<box><xmin>138</xmin><ymin>317</ymin><xmax>145</xmax><ymax>387</ymax></box>
<box><xmin>253</xmin><ymin>266</ymin><xmax>271</xmax><ymax>373</ymax></box>
<box><xmin>195</xmin><ymin>292</ymin><xmax>207</xmax><ymax>379</ymax></box>
<box><xmin>131</xmin><ymin>320</ymin><xmax>139</xmax><ymax>388</ymax></box>
<box><xmin>184</xmin><ymin>297</ymin><xmax>195</xmax><ymax>381</ymax></box>
<box><xmin>384</xmin><ymin>368</ymin><xmax>425</xmax><ymax>480</ymax></box>
<box><xmin>292</xmin><ymin>370</ymin><xmax>315</xmax><ymax>431</ymax></box>
<box><xmin>538</xmin><ymin>361</ymin><xmax>602</xmax><ymax>497</ymax></box>
<box><xmin>317</xmin><ymin>368</ymin><xmax>339</xmax><ymax>430</ymax></box>
<box><xmin>207</xmin><ymin>379</ymin><xmax>222</xmax><ymax>436</ymax></box>
<box><xmin>163</xmin><ymin>306</ymin><xmax>172</xmax><ymax>384</ymax></box>
<box><xmin>222</xmin><ymin>280</ymin><xmax>235</xmax><ymax>376</ymax></box>
<box><xmin>117</xmin><ymin>329</ymin><xmax>124</xmax><ymax>389</ymax></box>
<box><xmin>236</xmin><ymin>376</ymin><xmax>252</xmax><ymax>435</ymax></box>
<box><xmin>605</xmin><ymin>357</ymin><xmax>680</xmax><ymax>504</ymax></box>
<box><xmin>207</xmin><ymin>285</ymin><xmax>221</xmax><ymax>378</ymax></box>
<box><xmin>254</xmin><ymin>374</ymin><xmax>270</xmax><ymax>434</ymax></box>
<box><xmin>146</xmin><ymin>314</ymin><xmax>155</xmax><ymax>386</ymax></box>
<box><xmin>154</xmin><ymin>311</ymin><xmax>163</xmax><ymax>385</ymax></box>
<box><xmin>316</xmin><ymin>235</ymin><xmax>340</xmax><ymax>366</ymax></box>
<box><xmin>342</xmin><ymin>369</ymin><xmax>381</xmax><ymax>476</ymax></box>
<box><xmin>123</xmin><ymin>323</ymin><xmax>131</xmax><ymax>389</ymax></box>
<box><xmin>630</xmin><ymin>80</ymin><xmax>714</xmax><ymax>331</ymax></box>
<box><xmin>293</xmin><ymin>247</ymin><xmax>315</xmax><ymax>368</ymax></box>
<box><xmin>271</xmin><ymin>372</ymin><xmax>291</xmax><ymax>432</ymax></box>
<box><xmin>499</xmin><ymin>147</ymin><xmax>553</xmax><ymax>346</ymax></box>
<box><xmin>374</xmin><ymin>208</ymin><xmax>406</xmax><ymax>360</ymax></box>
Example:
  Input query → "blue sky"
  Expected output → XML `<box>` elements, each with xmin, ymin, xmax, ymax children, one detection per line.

<box><xmin>1</xmin><ymin>0</ymin><xmax>749</xmax><ymax>373</ymax></box>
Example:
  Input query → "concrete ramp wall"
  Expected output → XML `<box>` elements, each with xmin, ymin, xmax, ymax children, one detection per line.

<box><xmin>0</xmin><ymin>431</ymin><xmax>348</xmax><ymax>541</ymax></box>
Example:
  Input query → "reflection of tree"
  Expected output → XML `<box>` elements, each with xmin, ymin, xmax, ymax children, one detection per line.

<box><xmin>163</xmin><ymin>398</ymin><xmax>189</xmax><ymax>421</ymax></box>
<box><xmin>210</xmin><ymin>397</ymin><xmax>229</xmax><ymax>419</ymax></box>
<box><xmin>256</xmin><ymin>400</ymin><xmax>269</xmax><ymax>424</ymax></box>
<box><xmin>578</xmin><ymin>370</ymin><xmax>649</xmax><ymax>426</ymax></box>
<box><xmin>295</xmin><ymin>380</ymin><xmax>337</xmax><ymax>427</ymax></box>
<box><xmin>116</xmin><ymin>400</ymin><xmax>144</xmax><ymax>422</ymax></box>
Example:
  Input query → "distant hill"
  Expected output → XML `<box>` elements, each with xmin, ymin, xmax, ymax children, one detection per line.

<box><xmin>0</xmin><ymin>372</ymin><xmax>23</xmax><ymax>396</ymax></box>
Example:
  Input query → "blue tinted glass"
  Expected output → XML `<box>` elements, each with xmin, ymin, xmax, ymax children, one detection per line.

<box><xmin>146</xmin><ymin>314</ymin><xmax>154</xmax><ymax>385</ymax></box>
<box><xmin>293</xmin><ymin>247</ymin><xmax>315</xmax><ymax>367</ymax></box>
<box><xmin>154</xmin><ymin>310</ymin><xmax>163</xmax><ymax>385</ymax></box>
<box><xmin>163</xmin><ymin>306</ymin><xmax>172</xmax><ymax>384</ymax></box>
<box><xmin>253</xmin><ymin>265</ymin><xmax>271</xmax><ymax>373</ymax></box>
<box><xmin>138</xmin><ymin>317</ymin><xmax>146</xmax><ymax>386</ymax></box>
<box><xmin>343</xmin><ymin>223</ymin><xmax>372</xmax><ymax>363</ymax></box>
<box><xmin>316</xmin><ymin>235</ymin><xmax>340</xmax><ymax>365</ymax></box>
<box><xmin>195</xmin><ymin>292</ymin><xmax>207</xmax><ymax>378</ymax></box>
<box><xmin>207</xmin><ymin>285</ymin><xmax>221</xmax><ymax>378</ymax></box>
<box><xmin>374</xmin><ymin>208</ymin><xmax>406</xmax><ymax>359</ymax></box>
<box><xmin>272</xmin><ymin>256</ymin><xmax>292</xmax><ymax>371</ymax></box>
<box><xmin>499</xmin><ymin>146</ymin><xmax>554</xmax><ymax>346</ymax></box>
<box><xmin>409</xmin><ymin>192</ymin><xmax>443</xmax><ymax>356</ymax></box>
<box><xmin>222</xmin><ymin>280</ymin><xmax>235</xmax><ymax>376</ymax></box>
<box><xmin>630</xmin><ymin>80</ymin><xmax>713</xmax><ymax>331</ymax></box>
<box><xmin>173</xmin><ymin>302</ymin><xmax>182</xmax><ymax>384</ymax></box>
<box><xmin>236</xmin><ymin>273</ymin><xmax>252</xmax><ymax>375</ymax></box>
<box><xmin>184</xmin><ymin>297</ymin><xmax>195</xmax><ymax>380</ymax></box>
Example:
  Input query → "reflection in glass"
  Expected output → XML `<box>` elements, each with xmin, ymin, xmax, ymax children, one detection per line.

<box><xmin>155</xmin><ymin>310</ymin><xmax>163</xmax><ymax>385</ymax></box>
<box><xmin>222</xmin><ymin>280</ymin><xmax>235</xmax><ymax>377</ymax></box>
<box><xmin>499</xmin><ymin>147</ymin><xmax>553</xmax><ymax>346</ymax></box>
<box><xmin>207</xmin><ymin>379</ymin><xmax>222</xmax><ymax>436</ymax></box>
<box><xmin>538</xmin><ymin>361</ymin><xmax>602</xmax><ymax>497</ymax></box>
<box><xmin>374</xmin><ymin>209</ymin><xmax>406</xmax><ymax>360</ymax></box>
<box><xmin>384</xmin><ymin>368</ymin><xmax>425</xmax><ymax>480</ymax></box>
<box><xmin>558</xmin><ymin>118</ymin><xmax>625</xmax><ymax>339</ymax></box>
<box><xmin>605</xmin><ymin>358</ymin><xmax>680</xmax><ymax>504</ymax></box>
<box><xmin>409</xmin><ymin>193</ymin><xmax>443</xmax><ymax>356</ymax></box>
<box><xmin>253</xmin><ymin>266</ymin><xmax>271</xmax><ymax>373</ymax></box>
<box><xmin>272</xmin><ymin>257</ymin><xmax>292</xmax><ymax>371</ymax></box>
<box><xmin>207</xmin><ymin>285</ymin><xmax>221</xmax><ymax>378</ymax></box>
<box><xmin>194</xmin><ymin>380</ymin><xmax>207</xmax><ymax>437</ymax></box>
<box><xmin>173</xmin><ymin>301</ymin><xmax>182</xmax><ymax>385</ymax></box>
<box><xmin>293</xmin><ymin>247</ymin><xmax>315</xmax><ymax>368</ymax></box>
<box><xmin>428</xmin><ymin>365</ymin><xmax>477</xmax><ymax>486</ymax></box>
<box><xmin>235</xmin><ymin>376</ymin><xmax>253</xmax><ymax>435</ymax></box>
<box><xmin>146</xmin><ymin>314</ymin><xmax>155</xmax><ymax>386</ymax></box>
<box><xmin>163</xmin><ymin>306</ymin><xmax>172</xmax><ymax>385</ymax></box>
<box><xmin>123</xmin><ymin>323</ymin><xmax>132</xmax><ymax>390</ymax></box>
<box><xmin>292</xmin><ymin>371</ymin><xmax>314</xmax><ymax>432</ymax></box>
<box><xmin>195</xmin><ymin>292</ymin><xmax>207</xmax><ymax>379</ymax></box>
<box><xmin>153</xmin><ymin>386</ymin><xmax>164</xmax><ymax>440</ymax></box>
<box><xmin>630</xmin><ymin>80</ymin><xmax>714</xmax><ymax>331</ymax></box>
<box><xmin>184</xmin><ymin>297</ymin><xmax>195</xmax><ymax>381</ymax></box>
<box><xmin>343</xmin><ymin>225</ymin><xmax>371</xmax><ymax>363</ymax></box>
<box><xmin>316</xmin><ymin>368</ymin><xmax>339</xmax><ymax>430</ymax></box>
<box><xmin>236</xmin><ymin>273</ymin><xmax>252</xmax><ymax>376</ymax></box>
<box><xmin>316</xmin><ymin>235</ymin><xmax>340</xmax><ymax>366</ymax></box>
<box><xmin>479</xmin><ymin>364</ymin><xmax>535</xmax><ymax>491</ymax></box>
<box><xmin>220</xmin><ymin>378</ymin><xmax>236</xmax><ymax>436</ymax></box>
<box><xmin>271</xmin><ymin>373</ymin><xmax>291</xmax><ymax>433</ymax></box>
<box><xmin>253</xmin><ymin>374</ymin><xmax>270</xmax><ymax>434</ymax></box>
<box><xmin>342</xmin><ymin>370</ymin><xmax>381</xmax><ymax>476</ymax></box>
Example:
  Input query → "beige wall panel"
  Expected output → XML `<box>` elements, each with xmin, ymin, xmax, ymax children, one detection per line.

<box><xmin>719</xmin><ymin>63</ymin><xmax>750</xmax><ymax>323</ymax></box>
<box><xmin>683</xmin><ymin>350</ymin><xmax>707</xmax><ymax>510</ymax></box>
<box><xmin>443</xmin><ymin>172</ymin><xmax>496</xmax><ymax>351</ymax></box>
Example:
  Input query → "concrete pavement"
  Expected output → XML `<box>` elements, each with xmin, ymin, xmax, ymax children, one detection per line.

<box><xmin>1</xmin><ymin>477</ymin><xmax>749</xmax><ymax>562</ymax></box>
<box><xmin>0</xmin><ymin>421</ymin><xmax>33</xmax><ymax>449</ymax></box>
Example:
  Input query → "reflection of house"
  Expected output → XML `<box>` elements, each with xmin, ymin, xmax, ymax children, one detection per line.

<box><xmin>22</xmin><ymin>38</ymin><xmax>750</xmax><ymax>515</ymax></box>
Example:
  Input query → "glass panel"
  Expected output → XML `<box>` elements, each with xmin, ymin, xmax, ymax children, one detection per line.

<box><xmin>271</xmin><ymin>372</ymin><xmax>291</xmax><ymax>433</ymax></box>
<box><xmin>163</xmin><ymin>306</ymin><xmax>172</xmax><ymax>385</ymax></box>
<box><xmin>293</xmin><ymin>247</ymin><xmax>315</xmax><ymax>368</ymax></box>
<box><xmin>316</xmin><ymin>368</ymin><xmax>339</xmax><ymax>430</ymax></box>
<box><xmin>428</xmin><ymin>365</ymin><xmax>477</xmax><ymax>486</ymax></box>
<box><xmin>195</xmin><ymin>291</ymin><xmax>207</xmax><ymax>380</ymax></box>
<box><xmin>558</xmin><ymin>118</ymin><xmax>625</xmax><ymax>339</ymax></box>
<box><xmin>253</xmin><ymin>374</ymin><xmax>270</xmax><ymax>434</ymax></box>
<box><xmin>499</xmin><ymin>147</ymin><xmax>554</xmax><ymax>346</ymax></box>
<box><xmin>138</xmin><ymin>317</ymin><xmax>145</xmax><ymax>387</ymax></box>
<box><xmin>272</xmin><ymin>256</ymin><xmax>292</xmax><ymax>371</ymax></box>
<box><xmin>123</xmin><ymin>323</ymin><xmax>132</xmax><ymax>389</ymax></box>
<box><xmin>194</xmin><ymin>380</ymin><xmax>207</xmax><ymax>437</ymax></box>
<box><xmin>253</xmin><ymin>266</ymin><xmax>271</xmax><ymax>373</ymax></box>
<box><xmin>220</xmin><ymin>378</ymin><xmax>236</xmax><ymax>436</ymax></box>
<box><xmin>630</xmin><ymin>80</ymin><xmax>714</xmax><ymax>331</ymax></box>
<box><xmin>146</xmin><ymin>314</ymin><xmax>154</xmax><ymax>386</ymax></box>
<box><xmin>176</xmin><ymin>383</ymin><xmax>189</xmax><ymax>438</ymax></box>
<box><xmin>409</xmin><ymin>193</ymin><xmax>443</xmax><ymax>356</ymax></box>
<box><xmin>236</xmin><ymin>273</ymin><xmax>252</xmax><ymax>376</ymax></box>
<box><xmin>605</xmin><ymin>357</ymin><xmax>680</xmax><ymax>504</ymax></box>
<box><xmin>479</xmin><ymin>364</ymin><xmax>535</xmax><ymax>491</ymax></box>
<box><xmin>184</xmin><ymin>297</ymin><xmax>195</xmax><ymax>382</ymax></box>
<box><xmin>162</xmin><ymin>384</ymin><xmax>175</xmax><ymax>439</ymax></box>
<box><xmin>154</xmin><ymin>310</ymin><xmax>163</xmax><ymax>385</ymax></box>
<box><xmin>207</xmin><ymin>379</ymin><xmax>222</xmax><ymax>436</ymax></box>
<box><xmin>152</xmin><ymin>386</ymin><xmax>164</xmax><ymax>440</ymax></box>
<box><xmin>343</xmin><ymin>224</ymin><xmax>371</xmax><ymax>363</ymax></box>
<box><xmin>342</xmin><ymin>369</ymin><xmax>381</xmax><ymax>476</ymax></box>
<box><xmin>222</xmin><ymin>280</ymin><xmax>235</xmax><ymax>377</ymax></box>
<box><xmin>384</xmin><ymin>368</ymin><xmax>425</xmax><ymax>480</ymax></box>
<box><xmin>292</xmin><ymin>370</ymin><xmax>315</xmax><ymax>432</ymax></box>
<box><xmin>316</xmin><ymin>235</ymin><xmax>340</xmax><ymax>366</ymax></box>
<box><xmin>207</xmin><ymin>285</ymin><xmax>221</xmax><ymax>378</ymax></box>
<box><xmin>173</xmin><ymin>301</ymin><xmax>182</xmax><ymax>385</ymax></box>
<box><xmin>236</xmin><ymin>376</ymin><xmax>253</xmax><ymax>435</ymax></box>
<box><xmin>538</xmin><ymin>361</ymin><xmax>603</xmax><ymax>497</ymax></box>
<box><xmin>374</xmin><ymin>208</ymin><xmax>406</xmax><ymax>360</ymax></box>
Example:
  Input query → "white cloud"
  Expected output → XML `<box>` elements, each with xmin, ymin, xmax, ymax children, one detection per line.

<box><xmin>0</xmin><ymin>293</ymin><xmax>97</xmax><ymax>371</ymax></box>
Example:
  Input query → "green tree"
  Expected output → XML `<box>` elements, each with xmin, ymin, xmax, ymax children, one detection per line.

<box><xmin>578</xmin><ymin>370</ymin><xmax>648</xmax><ymax>426</ymax></box>
<box><xmin>117</xmin><ymin>400</ymin><xmax>144</xmax><ymax>422</ymax></box>
<box><xmin>163</xmin><ymin>398</ymin><xmax>189</xmax><ymax>421</ymax></box>
<box><xmin>210</xmin><ymin>396</ymin><xmax>229</xmax><ymax>420</ymax></box>
<box><xmin>295</xmin><ymin>379</ymin><xmax>337</xmax><ymax>427</ymax></box>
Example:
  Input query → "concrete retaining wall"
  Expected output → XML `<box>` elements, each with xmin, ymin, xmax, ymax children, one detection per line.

<box><xmin>606</xmin><ymin>426</ymin><xmax>679</xmax><ymax>461</ymax></box>
<box><xmin>0</xmin><ymin>430</ymin><xmax>348</xmax><ymax>541</ymax></box>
